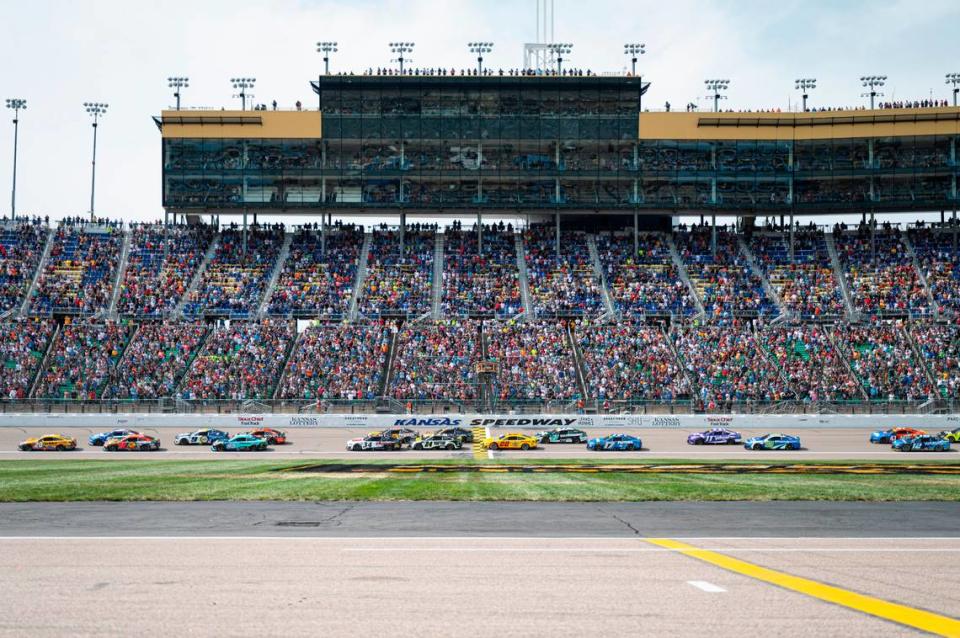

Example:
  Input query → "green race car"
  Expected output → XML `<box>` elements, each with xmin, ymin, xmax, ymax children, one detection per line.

<box><xmin>212</xmin><ymin>434</ymin><xmax>269</xmax><ymax>452</ymax></box>
<box><xmin>936</xmin><ymin>428</ymin><xmax>960</xmax><ymax>443</ymax></box>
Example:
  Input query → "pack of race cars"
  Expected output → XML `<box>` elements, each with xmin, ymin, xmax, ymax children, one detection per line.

<box><xmin>17</xmin><ymin>427</ymin><xmax>289</xmax><ymax>452</ymax></box>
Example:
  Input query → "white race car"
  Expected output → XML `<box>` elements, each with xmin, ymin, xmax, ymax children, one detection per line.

<box><xmin>346</xmin><ymin>435</ymin><xmax>401</xmax><ymax>452</ymax></box>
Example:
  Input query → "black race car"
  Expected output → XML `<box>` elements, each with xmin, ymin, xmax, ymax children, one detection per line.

<box><xmin>535</xmin><ymin>427</ymin><xmax>588</xmax><ymax>444</ymax></box>
<box><xmin>435</xmin><ymin>426</ymin><xmax>474</xmax><ymax>443</ymax></box>
<box><xmin>412</xmin><ymin>433</ymin><xmax>463</xmax><ymax>451</ymax></box>
<box><xmin>377</xmin><ymin>428</ymin><xmax>421</xmax><ymax>448</ymax></box>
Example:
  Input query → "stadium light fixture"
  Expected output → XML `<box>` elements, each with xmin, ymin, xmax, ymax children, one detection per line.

<box><xmin>704</xmin><ymin>79</ymin><xmax>730</xmax><ymax>112</ymax></box>
<box><xmin>623</xmin><ymin>43</ymin><xmax>645</xmax><ymax>76</ymax></box>
<box><xmin>83</xmin><ymin>102</ymin><xmax>108</xmax><ymax>221</ymax></box>
<box><xmin>546</xmin><ymin>43</ymin><xmax>573</xmax><ymax>75</ymax></box>
<box><xmin>389</xmin><ymin>42</ymin><xmax>415</xmax><ymax>75</ymax></box>
<box><xmin>795</xmin><ymin>78</ymin><xmax>816</xmax><ymax>112</ymax></box>
<box><xmin>468</xmin><ymin>42</ymin><xmax>494</xmax><ymax>75</ymax></box>
<box><xmin>860</xmin><ymin>75</ymin><xmax>887</xmax><ymax>109</ymax></box>
<box><xmin>317</xmin><ymin>41</ymin><xmax>338</xmax><ymax>75</ymax></box>
<box><xmin>947</xmin><ymin>73</ymin><xmax>960</xmax><ymax>107</ymax></box>
<box><xmin>5</xmin><ymin>98</ymin><xmax>25</xmax><ymax>221</ymax></box>
<box><xmin>167</xmin><ymin>77</ymin><xmax>189</xmax><ymax>111</ymax></box>
<box><xmin>231</xmin><ymin>77</ymin><xmax>256</xmax><ymax>111</ymax></box>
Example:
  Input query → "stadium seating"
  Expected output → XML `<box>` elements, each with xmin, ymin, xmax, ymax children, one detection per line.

<box><xmin>101</xmin><ymin>322</ymin><xmax>209</xmax><ymax>399</ymax></box>
<box><xmin>524</xmin><ymin>225</ymin><xmax>604</xmax><ymax>317</ymax></box>
<box><xmin>359</xmin><ymin>226</ymin><xmax>434</xmax><ymax>317</ymax></box>
<box><xmin>0</xmin><ymin>319</ymin><xmax>55</xmax><ymax>399</ymax></box>
<box><xmin>34</xmin><ymin>322</ymin><xmax>134</xmax><ymax>399</ymax></box>
<box><xmin>837</xmin><ymin>324</ymin><xmax>931</xmax><ymax>401</ymax></box>
<box><xmin>0</xmin><ymin>222</ymin><xmax>47</xmax><ymax>313</ymax></box>
<box><xmin>442</xmin><ymin>225</ymin><xmax>522</xmax><ymax>317</ymax></box>
<box><xmin>908</xmin><ymin>226</ymin><xmax>960</xmax><ymax>316</ymax></box>
<box><xmin>485</xmin><ymin>319</ymin><xmax>581</xmax><ymax>402</ymax></box>
<box><xmin>758</xmin><ymin>324</ymin><xmax>863</xmax><ymax>401</ymax></box>
<box><xmin>389</xmin><ymin>320</ymin><xmax>482</xmax><ymax>401</ymax></box>
<box><xmin>909</xmin><ymin>322</ymin><xmax>960</xmax><ymax>399</ymax></box>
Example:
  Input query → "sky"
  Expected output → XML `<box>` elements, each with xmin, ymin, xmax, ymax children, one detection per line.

<box><xmin>1</xmin><ymin>0</ymin><xmax>958</xmax><ymax>226</ymax></box>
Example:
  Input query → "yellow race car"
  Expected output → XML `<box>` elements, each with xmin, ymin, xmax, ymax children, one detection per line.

<box><xmin>481</xmin><ymin>433</ymin><xmax>539</xmax><ymax>451</ymax></box>
<box><xmin>18</xmin><ymin>433</ymin><xmax>78</xmax><ymax>452</ymax></box>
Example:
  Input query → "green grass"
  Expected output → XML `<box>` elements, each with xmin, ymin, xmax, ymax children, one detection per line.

<box><xmin>0</xmin><ymin>459</ymin><xmax>958</xmax><ymax>502</ymax></box>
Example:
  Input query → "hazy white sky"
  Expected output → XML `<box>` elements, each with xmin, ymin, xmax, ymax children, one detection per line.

<box><xmin>1</xmin><ymin>0</ymin><xmax>958</xmax><ymax>225</ymax></box>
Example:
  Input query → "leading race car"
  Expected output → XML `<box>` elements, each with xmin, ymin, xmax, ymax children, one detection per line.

<box><xmin>411</xmin><ymin>433</ymin><xmax>462</xmax><ymax>451</ymax></box>
<box><xmin>88</xmin><ymin>429</ymin><xmax>139</xmax><ymax>446</ymax></box>
<box><xmin>104</xmin><ymin>433</ymin><xmax>161</xmax><ymax>452</ymax></box>
<box><xmin>18</xmin><ymin>433</ymin><xmax>78</xmax><ymax>452</ymax></box>
<box><xmin>687</xmin><ymin>428</ymin><xmax>742</xmax><ymax>445</ymax></box>
<box><xmin>536</xmin><ymin>427</ymin><xmax>587</xmax><ymax>444</ymax></box>
<box><xmin>892</xmin><ymin>435</ymin><xmax>951</xmax><ymax>452</ymax></box>
<box><xmin>481</xmin><ymin>433</ymin><xmax>539</xmax><ymax>450</ymax></box>
<box><xmin>869</xmin><ymin>427</ymin><xmax>925</xmax><ymax>444</ymax></box>
<box><xmin>744</xmin><ymin>433</ymin><xmax>801</xmax><ymax>451</ymax></box>
<box><xmin>347</xmin><ymin>434</ymin><xmax>401</xmax><ymax>452</ymax></box>
<box><xmin>934</xmin><ymin>428</ymin><xmax>960</xmax><ymax>444</ymax></box>
<box><xmin>247</xmin><ymin>428</ymin><xmax>287</xmax><ymax>445</ymax></box>
<box><xmin>174</xmin><ymin>429</ymin><xmax>230</xmax><ymax>446</ymax></box>
<box><xmin>212</xmin><ymin>434</ymin><xmax>269</xmax><ymax>452</ymax></box>
<box><xmin>586</xmin><ymin>433</ymin><xmax>643</xmax><ymax>451</ymax></box>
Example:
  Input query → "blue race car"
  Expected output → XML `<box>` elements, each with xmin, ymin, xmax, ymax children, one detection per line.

<box><xmin>174</xmin><ymin>428</ymin><xmax>230</xmax><ymax>446</ymax></box>
<box><xmin>687</xmin><ymin>428</ymin><xmax>742</xmax><ymax>445</ymax></box>
<box><xmin>88</xmin><ymin>429</ymin><xmax>139</xmax><ymax>446</ymax></box>
<box><xmin>892</xmin><ymin>435</ymin><xmax>951</xmax><ymax>452</ymax></box>
<box><xmin>586</xmin><ymin>433</ymin><xmax>642</xmax><ymax>451</ymax></box>
<box><xmin>211</xmin><ymin>434</ymin><xmax>269</xmax><ymax>452</ymax></box>
<box><xmin>744</xmin><ymin>433</ymin><xmax>801</xmax><ymax>451</ymax></box>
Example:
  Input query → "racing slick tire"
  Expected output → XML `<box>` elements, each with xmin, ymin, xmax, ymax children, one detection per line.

<box><xmin>752</xmin><ymin>444</ymin><xmax>763</xmax><ymax>451</ymax></box>
<box><xmin>413</xmin><ymin>443</ymin><xmax>423</xmax><ymax>450</ymax></box>
<box><xmin>175</xmin><ymin>439</ymin><xmax>186</xmax><ymax>446</ymax></box>
<box><xmin>351</xmin><ymin>444</ymin><xmax>362</xmax><ymax>452</ymax></box>
<box><xmin>488</xmin><ymin>443</ymin><xmax>499</xmax><ymax>450</ymax></box>
<box><xmin>445</xmin><ymin>443</ymin><xmax>456</xmax><ymax>450</ymax></box>
<box><xmin>694</xmin><ymin>439</ymin><xmax>704</xmax><ymax>445</ymax></box>
<box><xmin>18</xmin><ymin>444</ymin><xmax>31</xmax><ymax>452</ymax></box>
<box><xmin>105</xmin><ymin>445</ymin><xmax>118</xmax><ymax>452</ymax></box>
<box><xmin>520</xmin><ymin>443</ymin><xmax>530</xmax><ymax>450</ymax></box>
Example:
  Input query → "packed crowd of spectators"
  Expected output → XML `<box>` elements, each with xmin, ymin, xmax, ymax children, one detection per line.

<box><xmin>524</xmin><ymin>225</ymin><xmax>604</xmax><ymax>317</ymax></box>
<box><xmin>184</xmin><ymin>224</ymin><xmax>285</xmax><ymax>317</ymax></box>
<box><xmin>389</xmin><ymin>320</ymin><xmax>481</xmax><ymax>401</ymax></box>
<box><xmin>268</xmin><ymin>223</ymin><xmax>362</xmax><ymax>317</ymax></box>
<box><xmin>0</xmin><ymin>320</ymin><xmax>55</xmax><ymax>399</ymax></box>
<box><xmin>596</xmin><ymin>231</ymin><xmax>694</xmax><ymax>316</ymax></box>
<box><xmin>911</xmin><ymin>323</ymin><xmax>960</xmax><ymax>399</ymax></box>
<box><xmin>277</xmin><ymin>322</ymin><xmax>392</xmax><ymax>401</ymax></box>
<box><xmin>834</xmin><ymin>223</ymin><xmax>930</xmax><ymax>317</ymax></box>
<box><xmin>442</xmin><ymin>222</ymin><xmax>521</xmax><ymax>317</ymax></box>
<box><xmin>117</xmin><ymin>224</ymin><xmax>215</xmax><ymax>317</ymax></box>
<box><xmin>674</xmin><ymin>225</ymin><xmax>777</xmax><ymax>320</ymax></box>
<box><xmin>760</xmin><ymin>324</ymin><xmax>862</xmax><ymax>401</ymax></box>
<box><xmin>101</xmin><ymin>322</ymin><xmax>209</xmax><ymax>400</ymax></box>
<box><xmin>34</xmin><ymin>322</ymin><xmax>134</xmax><ymax>400</ymax></box>
<box><xmin>359</xmin><ymin>225</ymin><xmax>435</xmax><ymax>317</ymax></box>
<box><xmin>179</xmin><ymin>320</ymin><xmax>294</xmax><ymax>400</ymax></box>
<box><xmin>575</xmin><ymin>319</ymin><xmax>689</xmax><ymax>403</ymax></box>
<box><xmin>0</xmin><ymin>221</ymin><xmax>48</xmax><ymax>313</ymax></box>
<box><xmin>908</xmin><ymin>226</ymin><xmax>960</xmax><ymax>315</ymax></box>
<box><xmin>31</xmin><ymin>222</ymin><xmax>122</xmax><ymax>316</ymax></box>
<box><xmin>486</xmin><ymin>320</ymin><xmax>580</xmax><ymax>402</ymax></box>
<box><xmin>839</xmin><ymin>324</ymin><xmax>932</xmax><ymax>401</ymax></box>
<box><xmin>749</xmin><ymin>228</ymin><xmax>846</xmax><ymax>319</ymax></box>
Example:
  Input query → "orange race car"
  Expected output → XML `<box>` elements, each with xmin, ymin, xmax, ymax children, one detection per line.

<box><xmin>869</xmin><ymin>427</ymin><xmax>926</xmax><ymax>444</ymax></box>
<box><xmin>246</xmin><ymin>428</ymin><xmax>287</xmax><ymax>445</ymax></box>
<box><xmin>18</xmin><ymin>433</ymin><xmax>77</xmax><ymax>452</ymax></box>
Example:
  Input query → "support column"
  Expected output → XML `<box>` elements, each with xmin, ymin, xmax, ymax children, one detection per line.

<box><xmin>477</xmin><ymin>211</ymin><xmax>482</xmax><ymax>255</ymax></box>
<box><xmin>242</xmin><ymin>209</ymin><xmax>248</xmax><ymax>258</ymax></box>
<box><xmin>400</xmin><ymin>212</ymin><xmax>406</xmax><ymax>254</ymax></box>
<box><xmin>870</xmin><ymin>212</ymin><xmax>876</xmax><ymax>266</ymax></box>
<box><xmin>711</xmin><ymin>214</ymin><xmax>717</xmax><ymax>259</ymax></box>
<box><xmin>163</xmin><ymin>210</ymin><xmax>170</xmax><ymax>267</ymax></box>
<box><xmin>555</xmin><ymin>212</ymin><xmax>560</xmax><ymax>257</ymax></box>
<box><xmin>321</xmin><ymin>215</ymin><xmax>326</xmax><ymax>258</ymax></box>
<box><xmin>789</xmin><ymin>213</ymin><xmax>794</xmax><ymax>264</ymax></box>
<box><xmin>633</xmin><ymin>212</ymin><xmax>639</xmax><ymax>256</ymax></box>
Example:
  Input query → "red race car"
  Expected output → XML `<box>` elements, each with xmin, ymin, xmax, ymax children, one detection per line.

<box><xmin>246</xmin><ymin>428</ymin><xmax>287</xmax><ymax>445</ymax></box>
<box><xmin>103</xmin><ymin>433</ymin><xmax>161</xmax><ymax>452</ymax></box>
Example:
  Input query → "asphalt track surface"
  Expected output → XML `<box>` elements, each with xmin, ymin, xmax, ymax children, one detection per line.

<box><xmin>1</xmin><ymin>426</ymin><xmax>956</xmax><ymax>460</ymax></box>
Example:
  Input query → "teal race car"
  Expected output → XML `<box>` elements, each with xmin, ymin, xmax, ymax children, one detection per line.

<box><xmin>744</xmin><ymin>433</ymin><xmax>801</xmax><ymax>451</ymax></box>
<box><xmin>211</xmin><ymin>434</ymin><xmax>269</xmax><ymax>452</ymax></box>
<box><xmin>892</xmin><ymin>435</ymin><xmax>951</xmax><ymax>452</ymax></box>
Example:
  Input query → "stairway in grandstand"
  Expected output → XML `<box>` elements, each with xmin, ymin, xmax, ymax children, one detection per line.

<box><xmin>514</xmin><ymin>233</ymin><xmax>533</xmax><ymax>318</ymax></box>
<box><xmin>565</xmin><ymin>322</ymin><xmax>592</xmax><ymax>411</ymax></box>
<box><xmin>431</xmin><ymin>231</ymin><xmax>444</xmax><ymax>319</ymax></box>
<box><xmin>900</xmin><ymin>233</ymin><xmax>940</xmax><ymax>318</ymax></box>
<box><xmin>902</xmin><ymin>324</ymin><xmax>939</xmax><ymax>390</ymax></box>
<box><xmin>823</xmin><ymin>231</ymin><xmax>858</xmax><ymax>321</ymax></box>
<box><xmin>586</xmin><ymin>235</ymin><xmax>617</xmax><ymax>319</ymax></box>
<box><xmin>257</xmin><ymin>231</ymin><xmax>293</xmax><ymax>318</ymax></box>
<box><xmin>107</xmin><ymin>228</ymin><xmax>132</xmax><ymax>318</ymax></box>
<box><xmin>348</xmin><ymin>232</ymin><xmax>372</xmax><ymax>321</ymax></box>
<box><xmin>19</xmin><ymin>227</ymin><xmax>56</xmax><ymax>317</ymax></box>
<box><xmin>665</xmin><ymin>234</ymin><xmax>706</xmax><ymax>317</ymax></box>
<box><xmin>737</xmin><ymin>236</ymin><xmax>787</xmax><ymax>320</ymax></box>
<box><xmin>174</xmin><ymin>234</ymin><xmax>220</xmax><ymax>318</ymax></box>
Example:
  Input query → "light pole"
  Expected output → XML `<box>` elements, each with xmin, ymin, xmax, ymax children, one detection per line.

<box><xmin>84</xmin><ymin>102</ymin><xmax>108</xmax><ymax>221</ymax></box>
<box><xmin>231</xmin><ymin>77</ymin><xmax>256</xmax><ymax>111</ymax></box>
<box><xmin>795</xmin><ymin>78</ymin><xmax>816</xmax><ymax>111</ymax></box>
<box><xmin>317</xmin><ymin>41</ymin><xmax>338</xmax><ymax>75</ymax></box>
<box><xmin>468</xmin><ymin>42</ymin><xmax>493</xmax><ymax>75</ymax></box>
<box><xmin>860</xmin><ymin>75</ymin><xmax>886</xmax><ymax>109</ymax></box>
<box><xmin>389</xmin><ymin>42</ymin><xmax>415</xmax><ymax>75</ymax></box>
<box><xmin>623</xmin><ymin>43</ymin><xmax>645</xmax><ymax>76</ymax></box>
<box><xmin>704</xmin><ymin>79</ymin><xmax>730</xmax><ymax>112</ymax></box>
<box><xmin>546</xmin><ymin>43</ymin><xmax>572</xmax><ymax>75</ymax></box>
<box><xmin>5</xmin><ymin>99</ymin><xmax>25</xmax><ymax>221</ymax></box>
<box><xmin>947</xmin><ymin>73</ymin><xmax>960</xmax><ymax>107</ymax></box>
<box><xmin>168</xmin><ymin>77</ymin><xmax>189</xmax><ymax>110</ymax></box>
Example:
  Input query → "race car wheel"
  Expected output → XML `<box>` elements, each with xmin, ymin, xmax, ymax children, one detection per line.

<box><xmin>267</xmin><ymin>438</ymin><xmax>277</xmax><ymax>445</ymax></box>
<box><xmin>489</xmin><ymin>443</ymin><xmax>498</xmax><ymax>450</ymax></box>
<box><xmin>105</xmin><ymin>445</ymin><xmax>117</xmax><ymax>452</ymax></box>
<box><xmin>413</xmin><ymin>443</ymin><xmax>422</xmax><ymax>450</ymax></box>
<box><xmin>351</xmin><ymin>444</ymin><xmax>362</xmax><ymax>452</ymax></box>
<box><xmin>752</xmin><ymin>444</ymin><xmax>763</xmax><ymax>451</ymax></box>
<box><xmin>520</xmin><ymin>443</ymin><xmax>530</xmax><ymax>450</ymax></box>
<box><xmin>694</xmin><ymin>439</ymin><xmax>704</xmax><ymax>445</ymax></box>
<box><xmin>445</xmin><ymin>443</ymin><xmax>456</xmax><ymax>450</ymax></box>
<box><xmin>18</xmin><ymin>445</ymin><xmax>31</xmax><ymax>452</ymax></box>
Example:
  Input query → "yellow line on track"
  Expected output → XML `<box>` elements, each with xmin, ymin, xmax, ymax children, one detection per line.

<box><xmin>645</xmin><ymin>538</ymin><xmax>960</xmax><ymax>637</ymax></box>
<box><xmin>471</xmin><ymin>426</ymin><xmax>486</xmax><ymax>461</ymax></box>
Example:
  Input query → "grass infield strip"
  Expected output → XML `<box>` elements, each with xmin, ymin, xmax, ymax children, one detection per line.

<box><xmin>0</xmin><ymin>460</ymin><xmax>958</xmax><ymax>502</ymax></box>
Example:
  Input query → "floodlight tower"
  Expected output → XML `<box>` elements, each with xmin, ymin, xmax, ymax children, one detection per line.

<box><xmin>947</xmin><ymin>73</ymin><xmax>960</xmax><ymax>107</ymax></box>
<box><xmin>704</xmin><ymin>79</ymin><xmax>730</xmax><ymax>112</ymax></box>
<box><xmin>317</xmin><ymin>41</ymin><xmax>338</xmax><ymax>75</ymax></box>
<box><xmin>468</xmin><ymin>42</ymin><xmax>494</xmax><ymax>75</ymax></box>
<box><xmin>5</xmin><ymin>99</ymin><xmax>25</xmax><ymax>221</ymax></box>
<box><xmin>389</xmin><ymin>42</ymin><xmax>415</xmax><ymax>75</ymax></box>
<box><xmin>168</xmin><ymin>77</ymin><xmax>189</xmax><ymax>110</ymax></box>
<box><xmin>860</xmin><ymin>75</ymin><xmax>887</xmax><ymax>109</ymax></box>
<box><xmin>84</xmin><ymin>102</ymin><xmax>108</xmax><ymax>221</ymax></box>
<box><xmin>623</xmin><ymin>43</ymin><xmax>645</xmax><ymax>76</ymax></box>
<box><xmin>546</xmin><ymin>43</ymin><xmax>572</xmax><ymax>74</ymax></box>
<box><xmin>795</xmin><ymin>78</ymin><xmax>816</xmax><ymax>111</ymax></box>
<box><xmin>231</xmin><ymin>77</ymin><xmax>256</xmax><ymax>111</ymax></box>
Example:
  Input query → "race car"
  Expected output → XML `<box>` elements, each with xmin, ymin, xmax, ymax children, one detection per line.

<box><xmin>18</xmin><ymin>433</ymin><xmax>77</xmax><ymax>452</ymax></box>
<box><xmin>411</xmin><ymin>433</ymin><xmax>462</xmax><ymax>450</ymax></box>
<box><xmin>481</xmin><ymin>433</ymin><xmax>539</xmax><ymax>450</ymax></box>
<box><xmin>892</xmin><ymin>435</ymin><xmax>951</xmax><ymax>452</ymax></box>
<box><xmin>869</xmin><ymin>427</ymin><xmax>925</xmax><ymax>444</ymax></box>
<box><xmin>687</xmin><ymin>428</ymin><xmax>742</xmax><ymax>445</ymax></box>
<box><xmin>744</xmin><ymin>433</ymin><xmax>801</xmax><ymax>451</ymax></box>
<box><xmin>536</xmin><ymin>427</ymin><xmax>587</xmax><ymax>444</ymax></box>
<box><xmin>586</xmin><ymin>433</ymin><xmax>642</xmax><ymax>451</ymax></box>
<box><xmin>174</xmin><ymin>429</ymin><xmax>230</xmax><ymax>446</ymax></box>
<box><xmin>435</xmin><ymin>426</ymin><xmax>474</xmax><ymax>443</ymax></box>
<box><xmin>934</xmin><ymin>428</ymin><xmax>960</xmax><ymax>443</ymax></box>
<box><xmin>103</xmin><ymin>433</ymin><xmax>161</xmax><ymax>452</ymax></box>
<box><xmin>246</xmin><ymin>428</ymin><xmax>287</xmax><ymax>445</ymax></box>
<box><xmin>212</xmin><ymin>434</ymin><xmax>269</xmax><ymax>452</ymax></box>
<box><xmin>346</xmin><ymin>434</ymin><xmax>402</xmax><ymax>452</ymax></box>
<box><xmin>88</xmin><ymin>429</ymin><xmax>139</xmax><ymax>446</ymax></box>
<box><xmin>376</xmin><ymin>428</ymin><xmax>420</xmax><ymax>447</ymax></box>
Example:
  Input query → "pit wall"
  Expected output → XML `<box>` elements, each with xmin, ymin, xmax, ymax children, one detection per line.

<box><xmin>1</xmin><ymin>413</ymin><xmax>958</xmax><ymax>431</ymax></box>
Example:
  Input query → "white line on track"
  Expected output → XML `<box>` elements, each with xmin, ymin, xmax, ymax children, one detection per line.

<box><xmin>687</xmin><ymin>581</ymin><xmax>727</xmax><ymax>593</ymax></box>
